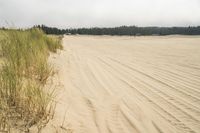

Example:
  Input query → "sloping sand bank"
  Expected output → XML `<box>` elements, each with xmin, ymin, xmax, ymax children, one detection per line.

<box><xmin>46</xmin><ymin>35</ymin><xmax>200</xmax><ymax>133</ymax></box>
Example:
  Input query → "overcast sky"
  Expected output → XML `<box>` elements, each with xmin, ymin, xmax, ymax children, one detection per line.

<box><xmin>0</xmin><ymin>0</ymin><xmax>200</xmax><ymax>28</ymax></box>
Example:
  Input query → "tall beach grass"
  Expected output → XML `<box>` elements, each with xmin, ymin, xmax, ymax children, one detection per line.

<box><xmin>0</xmin><ymin>28</ymin><xmax>62</xmax><ymax>132</ymax></box>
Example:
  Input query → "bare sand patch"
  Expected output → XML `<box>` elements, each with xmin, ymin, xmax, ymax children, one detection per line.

<box><xmin>44</xmin><ymin>35</ymin><xmax>200</xmax><ymax>133</ymax></box>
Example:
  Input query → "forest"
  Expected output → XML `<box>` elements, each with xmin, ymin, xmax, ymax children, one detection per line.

<box><xmin>34</xmin><ymin>25</ymin><xmax>200</xmax><ymax>35</ymax></box>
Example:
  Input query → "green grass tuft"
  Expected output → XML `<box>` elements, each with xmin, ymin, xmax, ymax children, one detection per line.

<box><xmin>0</xmin><ymin>28</ymin><xmax>62</xmax><ymax>132</ymax></box>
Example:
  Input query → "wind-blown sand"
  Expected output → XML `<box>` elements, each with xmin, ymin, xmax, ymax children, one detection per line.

<box><xmin>45</xmin><ymin>35</ymin><xmax>200</xmax><ymax>133</ymax></box>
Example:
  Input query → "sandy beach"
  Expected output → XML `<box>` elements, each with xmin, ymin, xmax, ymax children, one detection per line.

<box><xmin>46</xmin><ymin>35</ymin><xmax>200</xmax><ymax>133</ymax></box>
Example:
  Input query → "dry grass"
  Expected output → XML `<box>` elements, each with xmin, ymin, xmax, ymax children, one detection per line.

<box><xmin>0</xmin><ymin>29</ymin><xmax>62</xmax><ymax>132</ymax></box>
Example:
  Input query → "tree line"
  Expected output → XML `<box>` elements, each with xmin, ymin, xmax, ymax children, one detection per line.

<box><xmin>34</xmin><ymin>25</ymin><xmax>200</xmax><ymax>36</ymax></box>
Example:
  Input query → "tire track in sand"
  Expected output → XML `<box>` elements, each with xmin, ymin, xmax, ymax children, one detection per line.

<box><xmin>51</xmin><ymin>35</ymin><xmax>200</xmax><ymax>133</ymax></box>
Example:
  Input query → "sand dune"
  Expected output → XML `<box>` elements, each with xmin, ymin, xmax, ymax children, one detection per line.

<box><xmin>46</xmin><ymin>35</ymin><xmax>200</xmax><ymax>133</ymax></box>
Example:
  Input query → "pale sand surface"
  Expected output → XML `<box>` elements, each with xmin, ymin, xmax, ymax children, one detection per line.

<box><xmin>43</xmin><ymin>35</ymin><xmax>200</xmax><ymax>133</ymax></box>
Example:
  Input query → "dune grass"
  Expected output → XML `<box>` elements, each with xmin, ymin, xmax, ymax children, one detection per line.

<box><xmin>0</xmin><ymin>29</ymin><xmax>62</xmax><ymax>132</ymax></box>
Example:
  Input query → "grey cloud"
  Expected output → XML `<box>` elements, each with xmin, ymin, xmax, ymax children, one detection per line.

<box><xmin>0</xmin><ymin>0</ymin><xmax>200</xmax><ymax>28</ymax></box>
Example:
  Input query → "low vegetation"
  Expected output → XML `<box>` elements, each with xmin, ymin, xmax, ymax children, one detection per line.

<box><xmin>0</xmin><ymin>29</ymin><xmax>63</xmax><ymax>132</ymax></box>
